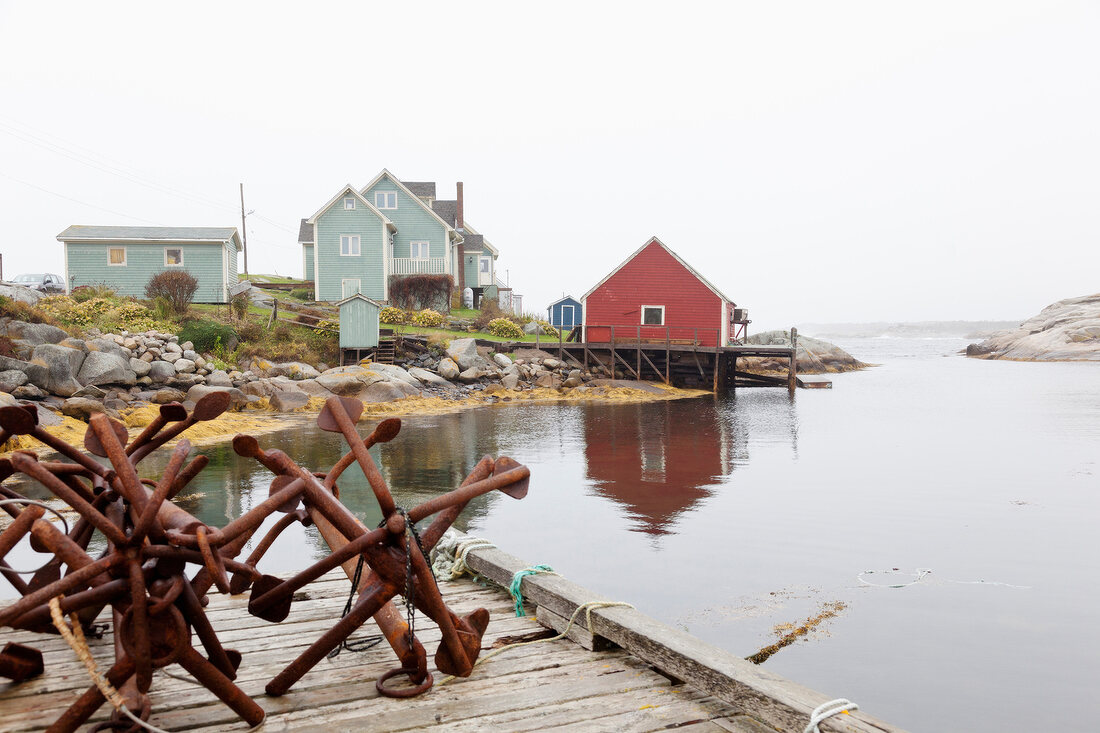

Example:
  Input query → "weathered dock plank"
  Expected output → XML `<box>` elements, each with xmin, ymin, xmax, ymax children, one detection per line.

<box><xmin>1</xmin><ymin>568</ymin><xmax>771</xmax><ymax>732</ymax></box>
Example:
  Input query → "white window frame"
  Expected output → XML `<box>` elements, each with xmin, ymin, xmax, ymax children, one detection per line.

<box><xmin>340</xmin><ymin>234</ymin><xmax>360</xmax><ymax>256</ymax></box>
<box><xmin>479</xmin><ymin>256</ymin><xmax>491</xmax><ymax>273</ymax></box>
<box><xmin>641</xmin><ymin>305</ymin><xmax>665</xmax><ymax>326</ymax></box>
<box><xmin>342</xmin><ymin>279</ymin><xmax>361</xmax><ymax>298</ymax></box>
<box><xmin>164</xmin><ymin>247</ymin><xmax>184</xmax><ymax>266</ymax></box>
<box><xmin>561</xmin><ymin>304</ymin><xmax>574</xmax><ymax>327</ymax></box>
<box><xmin>108</xmin><ymin>247</ymin><xmax>127</xmax><ymax>266</ymax></box>
<box><xmin>374</xmin><ymin>191</ymin><xmax>397</xmax><ymax>209</ymax></box>
<box><xmin>409</xmin><ymin>241</ymin><xmax>430</xmax><ymax>260</ymax></box>
<box><xmin>343</xmin><ymin>197</ymin><xmax>356</xmax><ymax>210</ymax></box>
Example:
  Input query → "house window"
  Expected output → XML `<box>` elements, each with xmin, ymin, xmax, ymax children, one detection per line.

<box><xmin>641</xmin><ymin>305</ymin><xmax>664</xmax><ymax>326</ymax></box>
<box><xmin>164</xmin><ymin>248</ymin><xmax>183</xmax><ymax>266</ymax></box>
<box><xmin>344</xmin><ymin>197</ymin><xmax>355</xmax><ymax>210</ymax></box>
<box><xmin>108</xmin><ymin>247</ymin><xmax>126</xmax><ymax>266</ymax></box>
<box><xmin>374</xmin><ymin>192</ymin><xmax>397</xmax><ymax>209</ymax></box>
<box><xmin>410</xmin><ymin>241</ymin><xmax>430</xmax><ymax>259</ymax></box>
<box><xmin>340</xmin><ymin>235</ymin><xmax>360</xmax><ymax>256</ymax></box>
<box><xmin>479</xmin><ymin>257</ymin><xmax>491</xmax><ymax>273</ymax></box>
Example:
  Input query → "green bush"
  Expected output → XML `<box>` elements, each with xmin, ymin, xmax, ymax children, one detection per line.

<box><xmin>289</xmin><ymin>288</ymin><xmax>312</xmax><ymax>301</ymax></box>
<box><xmin>145</xmin><ymin>271</ymin><xmax>198</xmax><ymax>314</ymax></box>
<box><xmin>536</xmin><ymin>320</ymin><xmax>559</xmax><ymax>338</ymax></box>
<box><xmin>178</xmin><ymin>320</ymin><xmax>237</xmax><ymax>353</ymax></box>
<box><xmin>380</xmin><ymin>306</ymin><xmax>406</xmax><ymax>324</ymax></box>
<box><xmin>231</xmin><ymin>293</ymin><xmax>250</xmax><ymax>320</ymax></box>
<box><xmin>410</xmin><ymin>308</ymin><xmax>445</xmax><ymax>327</ymax></box>
<box><xmin>488</xmin><ymin>318</ymin><xmax>524</xmax><ymax>339</ymax></box>
<box><xmin>70</xmin><ymin>284</ymin><xmax>116</xmax><ymax>303</ymax></box>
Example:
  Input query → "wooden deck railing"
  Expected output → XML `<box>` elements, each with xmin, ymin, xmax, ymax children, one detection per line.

<box><xmin>389</xmin><ymin>257</ymin><xmax>445</xmax><ymax>275</ymax></box>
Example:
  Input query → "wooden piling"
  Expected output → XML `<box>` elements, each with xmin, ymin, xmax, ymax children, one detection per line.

<box><xmin>787</xmin><ymin>327</ymin><xmax>798</xmax><ymax>394</ymax></box>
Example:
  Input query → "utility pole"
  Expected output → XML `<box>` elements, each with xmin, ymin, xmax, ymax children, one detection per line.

<box><xmin>239</xmin><ymin>183</ymin><xmax>249</xmax><ymax>276</ymax></box>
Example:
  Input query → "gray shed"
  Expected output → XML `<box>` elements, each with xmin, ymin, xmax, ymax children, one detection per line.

<box><xmin>336</xmin><ymin>293</ymin><xmax>382</xmax><ymax>349</ymax></box>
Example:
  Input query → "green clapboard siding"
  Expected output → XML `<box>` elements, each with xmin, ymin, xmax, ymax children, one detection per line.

<box><xmin>227</xmin><ymin>241</ymin><xmax>238</xmax><ymax>282</ymax></box>
<box><xmin>364</xmin><ymin>176</ymin><xmax>449</xmax><ymax>262</ymax></box>
<box><xmin>65</xmin><ymin>242</ymin><xmax>227</xmax><ymax>302</ymax></box>
<box><xmin>302</xmin><ymin>244</ymin><xmax>315</xmax><ymax>281</ymax></box>
<box><xmin>463</xmin><ymin>253</ymin><xmax>480</xmax><ymax>289</ymax></box>
<box><xmin>338</xmin><ymin>297</ymin><xmax>380</xmax><ymax>348</ymax></box>
<box><xmin>315</xmin><ymin>195</ymin><xmax>385</xmax><ymax>302</ymax></box>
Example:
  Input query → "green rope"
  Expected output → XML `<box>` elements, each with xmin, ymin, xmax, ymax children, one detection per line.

<box><xmin>509</xmin><ymin>565</ymin><xmax>558</xmax><ymax>616</ymax></box>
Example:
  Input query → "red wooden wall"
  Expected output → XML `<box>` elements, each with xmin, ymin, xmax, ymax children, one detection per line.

<box><xmin>584</xmin><ymin>240</ymin><xmax>724</xmax><ymax>347</ymax></box>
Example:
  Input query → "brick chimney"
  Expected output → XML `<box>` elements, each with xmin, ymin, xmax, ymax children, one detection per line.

<box><xmin>455</xmin><ymin>181</ymin><xmax>465</xmax><ymax>292</ymax></box>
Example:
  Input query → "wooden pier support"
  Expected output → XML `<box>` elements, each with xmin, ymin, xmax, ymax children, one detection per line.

<box><xmin>788</xmin><ymin>327</ymin><xmax>798</xmax><ymax>394</ymax></box>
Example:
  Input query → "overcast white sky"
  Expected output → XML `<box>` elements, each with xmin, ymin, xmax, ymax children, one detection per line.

<box><xmin>1</xmin><ymin>1</ymin><xmax>1096</xmax><ymax>331</ymax></box>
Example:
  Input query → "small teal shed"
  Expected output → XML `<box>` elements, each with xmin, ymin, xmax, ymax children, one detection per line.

<box><xmin>336</xmin><ymin>293</ymin><xmax>382</xmax><ymax>349</ymax></box>
<box><xmin>547</xmin><ymin>295</ymin><xmax>583</xmax><ymax>330</ymax></box>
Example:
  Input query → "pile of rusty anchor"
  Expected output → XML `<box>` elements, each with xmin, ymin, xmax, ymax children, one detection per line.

<box><xmin>0</xmin><ymin>392</ymin><xmax>270</xmax><ymax>732</ymax></box>
<box><xmin>0</xmin><ymin>392</ymin><xmax>530</xmax><ymax>729</ymax></box>
<box><xmin>231</xmin><ymin>395</ymin><xmax>529</xmax><ymax>698</ymax></box>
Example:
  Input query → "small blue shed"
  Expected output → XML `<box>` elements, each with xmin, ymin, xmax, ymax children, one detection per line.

<box><xmin>547</xmin><ymin>295</ymin><xmax>583</xmax><ymax>330</ymax></box>
<box><xmin>336</xmin><ymin>292</ymin><xmax>382</xmax><ymax>350</ymax></box>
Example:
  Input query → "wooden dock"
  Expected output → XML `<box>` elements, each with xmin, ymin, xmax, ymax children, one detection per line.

<box><xmin>1</xmin><ymin>544</ymin><xmax>901</xmax><ymax>732</ymax></box>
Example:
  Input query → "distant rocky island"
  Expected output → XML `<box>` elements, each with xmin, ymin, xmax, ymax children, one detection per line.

<box><xmin>965</xmin><ymin>293</ymin><xmax>1100</xmax><ymax>361</ymax></box>
<box><xmin>798</xmin><ymin>320</ymin><xmax>1022</xmax><ymax>340</ymax></box>
<box><xmin>740</xmin><ymin>330</ymin><xmax>868</xmax><ymax>374</ymax></box>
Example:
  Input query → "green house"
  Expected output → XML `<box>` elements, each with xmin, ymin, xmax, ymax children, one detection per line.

<box><xmin>336</xmin><ymin>293</ymin><xmax>382</xmax><ymax>348</ymax></box>
<box><xmin>302</xmin><ymin>171</ymin><xmax>463</xmax><ymax>305</ymax></box>
<box><xmin>57</xmin><ymin>225</ymin><xmax>242</xmax><ymax>303</ymax></box>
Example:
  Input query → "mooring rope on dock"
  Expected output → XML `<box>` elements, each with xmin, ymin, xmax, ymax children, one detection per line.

<box><xmin>509</xmin><ymin>565</ymin><xmax>559</xmax><ymax>616</ymax></box>
<box><xmin>429</xmin><ymin>530</ymin><xmax>497</xmax><ymax>581</ymax></box>
<box><xmin>48</xmin><ymin>595</ymin><xmax>172</xmax><ymax>733</ymax></box>
<box><xmin>803</xmin><ymin>698</ymin><xmax>859</xmax><ymax>733</ymax></box>
<box><xmin>437</xmin><ymin>599</ymin><xmax>635</xmax><ymax>688</ymax></box>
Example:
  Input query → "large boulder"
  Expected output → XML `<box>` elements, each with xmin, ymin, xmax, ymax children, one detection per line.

<box><xmin>437</xmin><ymin>358</ymin><xmax>460</xmax><ymax>380</ymax></box>
<box><xmin>61</xmin><ymin>397</ymin><xmax>107</xmax><ymax>420</ymax></box>
<box><xmin>173</xmin><ymin>359</ymin><xmax>197</xmax><ymax>374</ymax></box>
<box><xmin>0</xmin><ymin>285</ymin><xmax>42</xmax><ymax>304</ymax></box>
<box><xmin>743</xmin><ymin>331</ymin><xmax>868</xmax><ymax>374</ymax></box>
<box><xmin>364</xmin><ymin>363</ymin><xmax>419</xmax><ymax>387</ymax></box>
<box><xmin>205</xmin><ymin>370</ymin><xmax>233</xmax><ymax>387</ymax></box>
<box><xmin>407</xmin><ymin>367</ymin><xmax>456</xmax><ymax>389</ymax></box>
<box><xmin>270</xmin><ymin>391</ymin><xmax>311</xmax><ymax>411</ymax></box>
<box><xmin>492</xmin><ymin>352</ymin><xmax>512</xmax><ymax>369</ymax></box>
<box><xmin>445</xmin><ymin>338</ymin><xmax>485</xmax><ymax>371</ymax></box>
<box><xmin>85</xmin><ymin>338</ymin><xmax>131</xmax><ymax>361</ymax></box>
<box><xmin>185</xmin><ymin>385</ymin><xmax>249</xmax><ymax>409</ymax></box>
<box><xmin>5</xmin><ymin>321</ymin><xmax>68</xmax><ymax>346</ymax></box>
<box><xmin>0</xmin><ymin>369</ymin><xmax>27</xmax><ymax>392</ymax></box>
<box><xmin>316</xmin><ymin>366</ymin><xmax>386</xmax><ymax>396</ymax></box>
<box><xmin>267</xmin><ymin>362</ymin><xmax>321</xmax><ymax>380</ymax></box>
<box><xmin>152</xmin><ymin>388</ymin><xmax>187</xmax><ymax>404</ymax></box>
<box><xmin>295</xmin><ymin>379</ymin><xmax>335</xmax><ymax>398</ymax></box>
<box><xmin>458</xmin><ymin>367</ymin><xmax>482</xmax><ymax>383</ymax></box>
<box><xmin>29</xmin><ymin>343</ymin><xmax>86</xmax><ymax>396</ymax></box>
<box><xmin>129</xmin><ymin>358</ymin><xmax>152</xmax><ymax>377</ymax></box>
<box><xmin>361</xmin><ymin>381</ymin><xmax>408</xmax><ymax>403</ymax></box>
<box><xmin>501</xmin><ymin>373</ymin><xmax>520</xmax><ymax>390</ymax></box>
<box><xmin>77</xmin><ymin>351</ymin><xmax>136</xmax><ymax>387</ymax></box>
<box><xmin>148</xmin><ymin>361</ymin><xmax>177</xmax><ymax>384</ymax></box>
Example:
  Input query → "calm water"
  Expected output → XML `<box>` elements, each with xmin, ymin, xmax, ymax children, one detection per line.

<box><xmin>5</xmin><ymin>338</ymin><xmax>1098</xmax><ymax>731</ymax></box>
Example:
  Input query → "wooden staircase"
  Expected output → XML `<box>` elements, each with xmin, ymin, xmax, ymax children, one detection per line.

<box><xmin>373</xmin><ymin>334</ymin><xmax>396</xmax><ymax>364</ymax></box>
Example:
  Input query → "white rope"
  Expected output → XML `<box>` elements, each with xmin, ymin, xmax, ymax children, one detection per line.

<box><xmin>429</xmin><ymin>529</ymin><xmax>497</xmax><ymax>581</ymax></box>
<box><xmin>804</xmin><ymin>698</ymin><xmax>859</xmax><ymax>733</ymax></box>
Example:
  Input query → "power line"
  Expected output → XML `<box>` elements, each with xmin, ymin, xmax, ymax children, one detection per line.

<box><xmin>0</xmin><ymin>172</ymin><xmax>162</xmax><ymax>224</ymax></box>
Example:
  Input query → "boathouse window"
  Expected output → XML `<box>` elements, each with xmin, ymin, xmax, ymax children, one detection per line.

<box><xmin>480</xmin><ymin>257</ymin><xmax>491</xmax><ymax>273</ymax></box>
<box><xmin>340</xmin><ymin>235</ymin><xmax>360</xmax><ymax>256</ymax></box>
<box><xmin>164</xmin><ymin>248</ymin><xmax>183</xmax><ymax>266</ymax></box>
<box><xmin>410</xmin><ymin>241</ymin><xmax>429</xmax><ymax>259</ymax></box>
<box><xmin>108</xmin><ymin>247</ymin><xmax>126</xmax><ymax>266</ymax></box>
<box><xmin>641</xmin><ymin>305</ymin><xmax>664</xmax><ymax>326</ymax></box>
<box><xmin>343</xmin><ymin>197</ymin><xmax>355</xmax><ymax>210</ymax></box>
<box><xmin>374</xmin><ymin>192</ymin><xmax>397</xmax><ymax>209</ymax></box>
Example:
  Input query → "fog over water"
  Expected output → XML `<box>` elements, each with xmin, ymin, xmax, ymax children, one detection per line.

<box><xmin>6</xmin><ymin>338</ymin><xmax>1095</xmax><ymax>731</ymax></box>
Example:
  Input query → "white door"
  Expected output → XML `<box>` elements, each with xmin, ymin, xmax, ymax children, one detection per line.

<box><xmin>478</xmin><ymin>257</ymin><xmax>492</xmax><ymax>286</ymax></box>
<box><xmin>342</xmin><ymin>279</ymin><xmax>361</xmax><ymax>298</ymax></box>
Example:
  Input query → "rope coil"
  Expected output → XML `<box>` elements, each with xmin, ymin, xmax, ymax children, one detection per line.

<box><xmin>509</xmin><ymin>565</ymin><xmax>558</xmax><ymax>617</ymax></box>
<box><xmin>803</xmin><ymin>698</ymin><xmax>859</xmax><ymax>733</ymax></box>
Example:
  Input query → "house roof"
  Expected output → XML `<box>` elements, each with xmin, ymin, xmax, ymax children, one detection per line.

<box><xmin>461</xmin><ymin>233</ymin><xmax>484</xmax><ymax>252</ymax></box>
<box><xmin>298</xmin><ymin>219</ymin><xmax>313</xmax><ymax>244</ymax></box>
<box><xmin>56</xmin><ymin>225</ymin><xmax>242</xmax><ymax>251</ymax></box>
<box><xmin>360</xmin><ymin>169</ymin><xmax>458</xmax><ymax>240</ymax></box>
<box><xmin>305</xmin><ymin>185</ymin><xmax>395</xmax><ymax>230</ymax></box>
<box><xmin>460</xmin><ymin>220</ymin><xmax>499</xmax><ymax>256</ymax></box>
<box><xmin>403</xmin><ymin>181</ymin><xmax>436</xmax><ymax>199</ymax></box>
<box><xmin>431</xmin><ymin>200</ymin><xmax>457</xmax><ymax>227</ymax></box>
<box><xmin>548</xmin><ymin>295</ymin><xmax>580</xmax><ymax>307</ymax></box>
<box><xmin>335</xmin><ymin>293</ymin><xmax>384</xmax><ymax>308</ymax></box>
<box><xmin>581</xmin><ymin>237</ymin><xmax>734</xmax><ymax>303</ymax></box>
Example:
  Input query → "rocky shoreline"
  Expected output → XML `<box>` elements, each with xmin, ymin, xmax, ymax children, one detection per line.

<box><xmin>0</xmin><ymin>316</ymin><xmax>700</xmax><ymax>452</ymax></box>
<box><xmin>966</xmin><ymin>293</ymin><xmax>1100</xmax><ymax>361</ymax></box>
<box><xmin>738</xmin><ymin>330</ymin><xmax>868</xmax><ymax>374</ymax></box>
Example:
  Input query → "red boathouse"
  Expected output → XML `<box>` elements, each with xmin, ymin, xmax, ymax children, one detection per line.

<box><xmin>581</xmin><ymin>237</ymin><xmax>736</xmax><ymax>348</ymax></box>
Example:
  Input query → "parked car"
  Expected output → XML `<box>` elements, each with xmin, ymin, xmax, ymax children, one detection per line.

<box><xmin>10</xmin><ymin>273</ymin><xmax>66</xmax><ymax>293</ymax></box>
